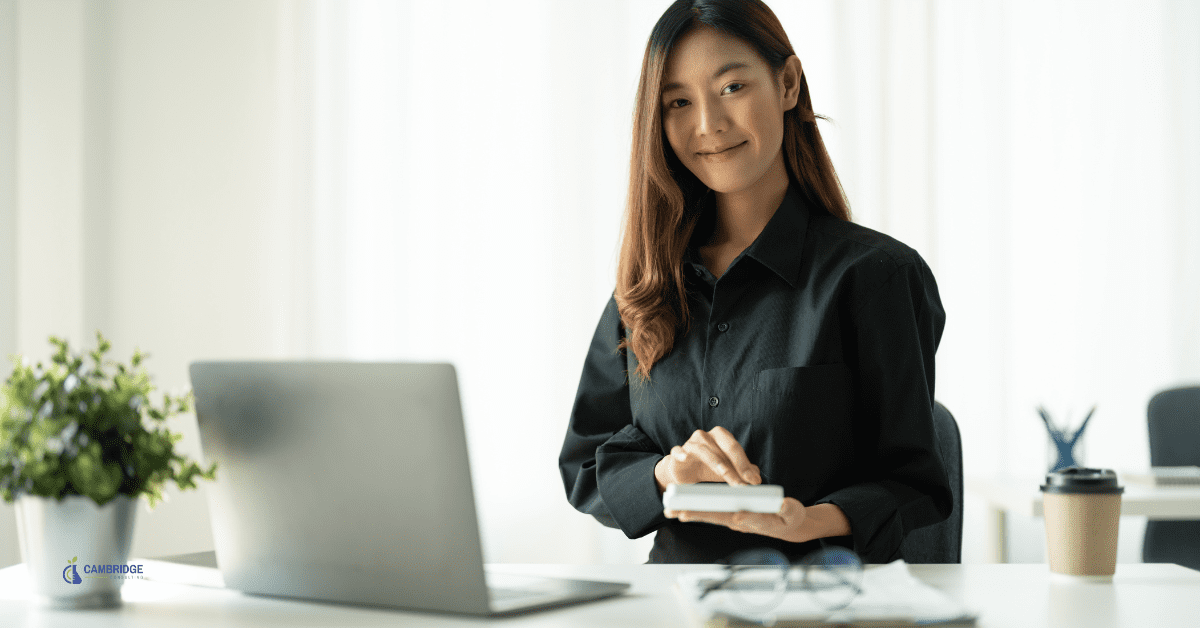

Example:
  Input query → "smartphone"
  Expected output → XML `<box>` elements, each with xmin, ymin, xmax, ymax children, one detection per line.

<box><xmin>662</xmin><ymin>483</ymin><xmax>784</xmax><ymax>513</ymax></box>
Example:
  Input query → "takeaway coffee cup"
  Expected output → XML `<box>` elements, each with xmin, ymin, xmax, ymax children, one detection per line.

<box><xmin>1040</xmin><ymin>467</ymin><xmax>1124</xmax><ymax>579</ymax></box>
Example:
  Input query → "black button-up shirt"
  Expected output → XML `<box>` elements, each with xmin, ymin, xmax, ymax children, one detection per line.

<box><xmin>559</xmin><ymin>183</ymin><xmax>951</xmax><ymax>564</ymax></box>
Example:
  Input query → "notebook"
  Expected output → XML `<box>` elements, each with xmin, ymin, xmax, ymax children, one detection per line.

<box><xmin>184</xmin><ymin>361</ymin><xmax>628</xmax><ymax>616</ymax></box>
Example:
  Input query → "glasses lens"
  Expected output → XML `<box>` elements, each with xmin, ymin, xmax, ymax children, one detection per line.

<box><xmin>802</xmin><ymin>547</ymin><xmax>863</xmax><ymax>610</ymax></box>
<box><xmin>724</xmin><ymin>549</ymin><xmax>789</xmax><ymax>612</ymax></box>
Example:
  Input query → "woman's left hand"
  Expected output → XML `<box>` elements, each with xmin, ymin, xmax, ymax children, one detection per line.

<box><xmin>665</xmin><ymin>496</ymin><xmax>809</xmax><ymax>544</ymax></box>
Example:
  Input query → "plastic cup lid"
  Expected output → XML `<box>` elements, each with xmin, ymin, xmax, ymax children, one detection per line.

<box><xmin>1040</xmin><ymin>466</ymin><xmax>1124</xmax><ymax>494</ymax></box>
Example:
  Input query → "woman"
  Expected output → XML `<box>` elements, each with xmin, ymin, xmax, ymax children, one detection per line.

<box><xmin>559</xmin><ymin>0</ymin><xmax>951</xmax><ymax>564</ymax></box>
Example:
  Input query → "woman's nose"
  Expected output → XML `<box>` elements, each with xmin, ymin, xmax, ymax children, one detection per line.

<box><xmin>695</xmin><ymin>97</ymin><xmax>728</xmax><ymax>136</ymax></box>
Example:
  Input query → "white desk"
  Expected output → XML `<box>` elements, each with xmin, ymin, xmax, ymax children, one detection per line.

<box><xmin>1</xmin><ymin>562</ymin><xmax>1199</xmax><ymax>627</ymax></box>
<box><xmin>966</xmin><ymin>476</ymin><xmax>1200</xmax><ymax>562</ymax></box>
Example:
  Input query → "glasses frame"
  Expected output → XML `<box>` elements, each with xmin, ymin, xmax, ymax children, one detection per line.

<box><xmin>696</xmin><ymin>546</ymin><xmax>864</xmax><ymax>613</ymax></box>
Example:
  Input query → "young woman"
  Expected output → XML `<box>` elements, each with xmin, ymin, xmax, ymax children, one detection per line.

<box><xmin>559</xmin><ymin>0</ymin><xmax>951</xmax><ymax>564</ymax></box>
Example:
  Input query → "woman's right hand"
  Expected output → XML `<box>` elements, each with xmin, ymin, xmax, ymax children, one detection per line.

<box><xmin>654</xmin><ymin>426</ymin><xmax>762</xmax><ymax>493</ymax></box>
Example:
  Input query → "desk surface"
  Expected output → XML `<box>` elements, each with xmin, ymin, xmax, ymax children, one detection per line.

<box><xmin>1</xmin><ymin>562</ymin><xmax>1199</xmax><ymax>627</ymax></box>
<box><xmin>966</xmin><ymin>475</ymin><xmax>1200</xmax><ymax>518</ymax></box>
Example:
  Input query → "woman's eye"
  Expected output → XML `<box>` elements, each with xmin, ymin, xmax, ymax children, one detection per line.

<box><xmin>723</xmin><ymin>83</ymin><xmax>744</xmax><ymax>95</ymax></box>
<box><xmin>667</xmin><ymin>98</ymin><xmax>690</xmax><ymax>109</ymax></box>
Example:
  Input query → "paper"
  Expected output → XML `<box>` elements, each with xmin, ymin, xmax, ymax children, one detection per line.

<box><xmin>676</xmin><ymin>560</ymin><xmax>977</xmax><ymax>627</ymax></box>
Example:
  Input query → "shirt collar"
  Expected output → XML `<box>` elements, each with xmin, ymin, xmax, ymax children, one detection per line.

<box><xmin>744</xmin><ymin>183</ymin><xmax>809</xmax><ymax>288</ymax></box>
<box><xmin>685</xmin><ymin>183</ymin><xmax>809</xmax><ymax>288</ymax></box>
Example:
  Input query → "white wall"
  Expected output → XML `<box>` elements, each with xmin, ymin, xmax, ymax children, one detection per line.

<box><xmin>2</xmin><ymin>0</ymin><xmax>1198</xmax><ymax>570</ymax></box>
<box><xmin>290</xmin><ymin>0</ymin><xmax>1200</xmax><ymax>566</ymax></box>
<box><xmin>1</xmin><ymin>0</ymin><xmax>92</xmax><ymax>570</ymax></box>
<box><xmin>1</xmin><ymin>0</ymin><xmax>308</xmax><ymax>567</ymax></box>
<box><xmin>0</xmin><ymin>0</ymin><xmax>18</xmax><ymax>569</ymax></box>
<box><xmin>317</xmin><ymin>0</ymin><xmax>667</xmax><ymax>565</ymax></box>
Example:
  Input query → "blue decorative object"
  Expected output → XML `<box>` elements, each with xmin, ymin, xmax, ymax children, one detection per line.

<box><xmin>1038</xmin><ymin>406</ymin><xmax>1095</xmax><ymax>472</ymax></box>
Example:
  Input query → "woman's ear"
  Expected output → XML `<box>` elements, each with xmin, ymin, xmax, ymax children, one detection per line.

<box><xmin>779</xmin><ymin>55</ymin><xmax>803</xmax><ymax>110</ymax></box>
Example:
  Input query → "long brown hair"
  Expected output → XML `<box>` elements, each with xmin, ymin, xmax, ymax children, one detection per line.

<box><xmin>617</xmin><ymin>0</ymin><xmax>850</xmax><ymax>381</ymax></box>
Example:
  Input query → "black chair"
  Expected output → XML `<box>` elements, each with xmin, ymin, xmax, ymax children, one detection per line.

<box><xmin>1143</xmin><ymin>386</ymin><xmax>1200</xmax><ymax>570</ymax></box>
<box><xmin>900</xmin><ymin>401</ymin><xmax>963</xmax><ymax>564</ymax></box>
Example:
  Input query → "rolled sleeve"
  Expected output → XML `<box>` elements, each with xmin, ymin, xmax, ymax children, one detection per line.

<box><xmin>558</xmin><ymin>296</ymin><xmax>668</xmax><ymax>538</ymax></box>
<box><xmin>813</xmin><ymin>256</ymin><xmax>952</xmax><ymax>563</ymax></box>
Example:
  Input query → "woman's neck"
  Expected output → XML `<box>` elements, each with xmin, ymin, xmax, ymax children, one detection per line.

<box><xmin>707</xmin><ymin>154</ymin><xmax>789</xmax><ymax>249</ymax></box>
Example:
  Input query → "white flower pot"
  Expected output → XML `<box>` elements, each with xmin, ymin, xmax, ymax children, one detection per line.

<box><xmin>14</xmin><ymin>494</ymin><xmax>137</xmax><ymax>609</ymax></box>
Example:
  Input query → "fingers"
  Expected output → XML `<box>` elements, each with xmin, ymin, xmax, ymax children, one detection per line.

<box><xmin>778</xmin><ymin>496</ymin><xmax>804</xmax><ymax>519</ymax></box>
<box><xmin>682</xmin><ymin>429</ymin><xmax>747</xmax><ymax>485</ymax></box>
<box><xmin>665</xmin><ymin>509</ymin><xmax>737</xmax><ymax>526</ymax></box>
<box><xmin>665</xmin><ymin>427</ymin><xmax>760</xmax><ymax>485</ymax></box>
<box><xmin>709</xmin><ymin>426</ymin><xmax>762</xmax><ymax>485</ymax></box>
<box><xmin>665</xmin><ymin>498</ymin><xmax>805</xmax><ymax>543</ymax></box>
<box><xmin>667</xmin><ymin>509</ymin><xmax>773</xmax><ymax>535</ymax></box>
<box><xmin>663</xmin><ymin>445</ymin><xmax>687</xmax><ymax>485</ymax></box>
<box><xmin>665</xmin><ymin>439</ymin><xmax>713</xmax><ymax>485</ymax></box>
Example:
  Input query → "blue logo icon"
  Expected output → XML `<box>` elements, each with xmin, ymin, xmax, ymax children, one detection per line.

<box><xmin>63</xmin><ymin>557</ymin><xmax>81</xmax><ymax>584</ymax></box>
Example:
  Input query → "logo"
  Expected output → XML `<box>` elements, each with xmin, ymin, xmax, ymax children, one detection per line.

<box><xmin>67</xmin><ymin>557</ymin><xmax>146</xmax><ymax>581</ymax></box>
<box><xmin>63</xmin><ymin>557</ymin><xmax>82</xmax><ymax>584</ymax></box>
<box><xmin>61</xmin><ymin>555</ymin><xmax>147</xmax><ymax>581</ymax></box>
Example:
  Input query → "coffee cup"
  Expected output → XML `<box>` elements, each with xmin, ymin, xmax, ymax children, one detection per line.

<box><xmin>1040</xmin><ymin>466</ymin><xmax>1124</xmax><ymax>580</ymax></box>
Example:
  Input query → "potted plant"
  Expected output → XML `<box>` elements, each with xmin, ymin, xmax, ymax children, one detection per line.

<box><xmin>0</xmin><ymin>332</ymin><xmax>216</xmax><ymax>609</ymax></box>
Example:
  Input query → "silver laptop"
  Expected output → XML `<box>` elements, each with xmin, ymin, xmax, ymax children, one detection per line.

<box><xmin>186</xmin><ymin>361</ymin><xmax>629</xmax><ymax>616</ymax></box>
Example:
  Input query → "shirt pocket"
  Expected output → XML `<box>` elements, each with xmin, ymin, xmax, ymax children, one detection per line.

<box><xmin>750</xmin><ymin>363</ymin><xmax>853</xmax><ymax>494</ymax></box>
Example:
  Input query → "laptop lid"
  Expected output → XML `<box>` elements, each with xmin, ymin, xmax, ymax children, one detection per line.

<box><xmin>190</xmin><ymin>361</ymin><xmax>493</xmax><ymax>615</ymax></box>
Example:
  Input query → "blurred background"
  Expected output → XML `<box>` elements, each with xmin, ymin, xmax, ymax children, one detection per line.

<box><xmin>1</xmin><ymin>0</ymin><xmax>1197</xmax><ymax>567</ymax></box>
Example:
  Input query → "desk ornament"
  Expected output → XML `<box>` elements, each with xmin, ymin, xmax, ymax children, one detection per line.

<box><xmin>1038</xmin><ymin>405</ymin><xmax>1095</xmax><ymax>473</ymax></box>
<box><xmin>0</xmin><ymin>332</ymin><xmax>217</xmax><ymax>609</ymax></box>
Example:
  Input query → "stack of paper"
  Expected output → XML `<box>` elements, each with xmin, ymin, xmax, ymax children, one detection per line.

<box><xmin>676</xmin><ymin>560</ymin><xmax>976</xmax><ymax>627</ymax></box>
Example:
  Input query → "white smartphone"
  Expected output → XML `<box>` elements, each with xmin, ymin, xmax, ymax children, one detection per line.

<box><xmin>662</xmin><ymin>483</ymin><xmax>784</xmax><ymax>513</ymax></box>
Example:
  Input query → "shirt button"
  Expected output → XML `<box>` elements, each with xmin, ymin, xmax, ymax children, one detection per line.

<box><xmin>695</xmin><ymin>267</ymin><xmax>704</xmax><ymax>277</ymax></box>
<box><xmin>708</xmin><ymin>396</ymin><xmax>719</xmax><ymax>408</ymax></box>
<box><xmin>716</xmin><ymin>322</ymin><xmax>729</xmax><ymax>332</ymax></box>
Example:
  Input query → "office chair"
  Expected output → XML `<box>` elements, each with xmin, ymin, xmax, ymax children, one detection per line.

<box><xmin>1143</xmin><ymin>386</ymin><xmax>1200</xmax><ymax>570</ymax></box>
<box><xmin>900</xmin><ymin>401</ymin><xmax>964</xmax><ymax>564</ymax></box>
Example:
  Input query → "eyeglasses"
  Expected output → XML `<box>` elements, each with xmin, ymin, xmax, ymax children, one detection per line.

<box><xmin>695</xmin><ymin>547</ymin><xmax>863</xmax><ymax>615</ymax></box>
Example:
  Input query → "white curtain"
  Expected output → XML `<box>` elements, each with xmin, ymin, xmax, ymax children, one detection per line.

<box><xmin>819</xmin><ymin>0</ymin><xmax>1200</xmax><ymax>562</ymax></box>
<box><xmin>312</xmin><ymin>0</ymin><xmax>1200</xmax><ymax>564</ymax></box>
<box><xmin>297</xmin><ymin>0</ymin><xmax>671</xmax><ymax>563</ymax></box>
<box><xmin>2</xmin><ymin>0</ymin><xmax>1196</xmax><ymax>567</ymax></box>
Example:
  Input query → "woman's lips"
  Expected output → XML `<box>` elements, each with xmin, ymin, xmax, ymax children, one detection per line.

<box><xmin>697</xmin><ymin>141</ymin><xmax>747</xmax><ymax>161</ymax></box>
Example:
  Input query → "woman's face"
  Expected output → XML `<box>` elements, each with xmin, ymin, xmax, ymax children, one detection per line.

<box><xmin>660</xmin><ymin>25</ymin><xmax>799</xmax><ymax>196</ymax></box>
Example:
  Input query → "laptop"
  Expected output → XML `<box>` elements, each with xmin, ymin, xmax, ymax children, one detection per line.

<box><xmin>185</xmin><ymin>361</ymin><xmax>629</xmax><ymax>616</ymax></box>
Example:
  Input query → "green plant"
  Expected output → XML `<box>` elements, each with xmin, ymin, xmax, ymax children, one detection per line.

<box><xmin>0</xmin><ymin>332</ymin><xmax>216</xmax><ymax>506</ymax></box>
